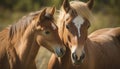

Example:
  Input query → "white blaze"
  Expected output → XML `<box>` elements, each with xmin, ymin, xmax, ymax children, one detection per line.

<box><xmin>71</xmin><ymin>45</ymin><xmax>85</xmax><ymax>60</ymax></box>
<box><xmin>72</xmin><ymin>15</ymin><xmax>84</xmax><ymax>37</ymax></box>
<box><xmin>71</xmin><ymin>36</ymin><xmax>77</xmax><ymax>53</ymax></box>
<box><xmin>51</xmin><ymin>23</ymin><xmax>57</xmax><ymax>30</ymax></box>
<box><xmin>71</xmin><ymin>46</ymin><xmax>77</xmax><ymax>53</ymax></box>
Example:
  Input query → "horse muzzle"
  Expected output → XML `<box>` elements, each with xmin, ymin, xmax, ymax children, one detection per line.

<box><xmin>72</xmin><ymin>52</ymin><xmax>85</xmax><ymax>65</ymax></box>
<box><xmin>54</xmin><ymin>47</ymin><xmax>66</xmax><ymax>57</ymax></box>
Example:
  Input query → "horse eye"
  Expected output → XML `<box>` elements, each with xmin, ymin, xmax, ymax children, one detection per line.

<box><xmin>66</xmin><ymin>25</ymin><xmax>70</xmax><ymax>29</ymax></box>
<box><xmin>45</xmin><ymin>31</ymin><xmax>50</xmax><ymax>35</ymax></box>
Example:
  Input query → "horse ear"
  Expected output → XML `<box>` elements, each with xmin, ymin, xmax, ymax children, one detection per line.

<box><xmin>87</xmin><ymin>0</ymin><xmax>94</xmax><ymax>10</ymax></box>
<box><xmin>62</xmin><ymin>0</ymin><xmax>70</xmax><ymax>13</ymax></box>
<box><xmin>49</xmin><ymin>7</ymin><xmax>55</xmax><ymax>16</ymax></box>
<box><xmin>39</xmin><ymin>8</ymin><xmax>47</xmax><ymax>20</ymax></box>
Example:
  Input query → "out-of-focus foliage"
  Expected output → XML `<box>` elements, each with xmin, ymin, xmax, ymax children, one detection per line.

<box><xmin>0</xmin><ymin>0</ymin><xmax>119</xmax><ymax>12</ymax></box>
<box><xmin>0</xmin><ymin>0</ymin><xmax>62</xmax><ymax>11</ymax></box>
<box><xmin>0</xmin><ymin>0</ymin><xmax>120</xmax><ymax>31</ymax></box>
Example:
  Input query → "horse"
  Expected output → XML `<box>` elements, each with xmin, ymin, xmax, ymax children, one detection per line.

<box><xmin>48</xmin><ymin>0</ymin><xmax>120</xmax><ymax>69</ymax></box>
<box><xmin>0</xmin><ymin>7</ymin><xmax>66</xmax><ymax>69</ymax></box>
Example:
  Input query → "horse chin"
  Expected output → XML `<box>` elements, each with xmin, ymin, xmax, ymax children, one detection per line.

<box><xmin>72</xmin><ymin>59</ymin><xmax>84</xmax><ymax>65</ymax></box>
<box><xmin>73</xmin><ymin>61</ymin><xmax>82</xmax><ymax>66</ymax></box>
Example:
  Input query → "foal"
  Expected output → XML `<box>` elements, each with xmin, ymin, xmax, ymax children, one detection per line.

<box><xmin>48</xmin><ymin>0</ymin><xmax>120</xmax><ymax>69</ymax></box>
<box><xmin>0</xmin><ymin>7</ymin><xmax>66</xmax><ymax>69</ymax></box>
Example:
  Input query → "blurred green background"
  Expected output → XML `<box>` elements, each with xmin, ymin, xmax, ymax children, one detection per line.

<box><xmin>0</xmin><ymin>0</ymin><xmax>120</xmax><ymax>32</ymax></box>
<box><xmin>0</xmin><ymin>0</ymin><xmax>120</xmax><ymax>69</ymax></box>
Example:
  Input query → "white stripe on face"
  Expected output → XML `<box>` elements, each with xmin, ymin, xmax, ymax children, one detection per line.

<box><xmin>71</xmin><ymin>36</ymin><xmax>77</xmax><ymax>53</ymax></box>
<box><xmin>71</xmin><ymin>45</ymin><xmax>85</xmax><ymax>60</ymax></box>
<box><xmin>51</xmin><ymin>23</ymin><xmax>57</xmax><ymax>30</ymax></box>
<box><xmin>71</xmin><ymin>46</ymin><xmax>77</xmax><ymax>53</ymax></box>
<box><xmin>72</xmin><ymin>15</ymin><xmax>84</xmax><ymax>37</ymax></box>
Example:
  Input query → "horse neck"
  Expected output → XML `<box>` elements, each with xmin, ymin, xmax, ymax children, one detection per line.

<box><xmin>82</xmin><ymin>38</ymin><xmax>93</xmax><ymax>68</ymax></box>
<box><xmin>85</xmin><ymin>38</ymin><xmax>95</xmax><ymax>55</ymax></box>
<box><xmin>14</xmin><ymin>25</ymin><xmax>39</xmax><ymax>66</ymax></box>
<box><xmin>58</xmin><ymin>47</ymin><xmax>73</xmax><ymax>69</ymax></box>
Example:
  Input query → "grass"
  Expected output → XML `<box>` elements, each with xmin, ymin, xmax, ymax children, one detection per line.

<box><xmin>89</xmin><ymin>12</ymin><xmax>120</xmax><ymax>33</ymax></box>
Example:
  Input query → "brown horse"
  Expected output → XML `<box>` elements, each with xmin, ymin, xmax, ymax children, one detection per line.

<box><xmin>48</xmin><ymin>0</ymin><xmax>120</xmax><ymax>69</ymax></box>
<box><xmin>0</xmin><ymin>7</ymin><xmax>66</xmax><ymax>69</ymax></box>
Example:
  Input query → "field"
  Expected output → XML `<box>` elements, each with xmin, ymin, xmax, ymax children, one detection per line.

<box><xmin>36</xmin><ymin>47</ymin><xmax>51</xmax><ymax>69</ymax></box>
<box><xmin>0</xmin><ymin>10</ymin><xmax>120</xmax><ymax>69</ymax></box>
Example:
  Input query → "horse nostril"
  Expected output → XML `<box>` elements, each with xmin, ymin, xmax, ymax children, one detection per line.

<box><xmin>80</xmin><ymin>53</ymin><xmax>85</xmax><ymax>61</ymax></box>
<box><xmin>55</xmin><ymin>47</ymin><xmax>65</xmax><ymax>57</ymax></box>
<box><xmin>60</xmin><ymin>48</ymin><xmax>64</xmax><ymax>55</ymax></box>
<box><xmin>72</xmin><ymin>53</ymin><xmax>78</xmax><ymax>61</ymax></box>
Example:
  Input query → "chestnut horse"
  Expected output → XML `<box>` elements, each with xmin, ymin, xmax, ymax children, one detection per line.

<box><xmin>0</xmin><ymin>7</ymin><xmax>66</xmax><ymax>69</ymax></box>
<box><xmin>48</xmin><ymin>0</ymin><xmax>120</xmax><ymax>69</ymax></box>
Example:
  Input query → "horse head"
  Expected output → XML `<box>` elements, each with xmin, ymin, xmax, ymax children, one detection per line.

<box><xmin>33</xmin><ymin>7</ymin><xmax>66</xmax><ymax>57</ymax></box>
<box><xmin>58</xmin><ymin>0</ymin><xmax>94</xmax><ymax>64</ymax></box>
<box><xmin>9</xmin><ymin>7</ymin><xmax>66</xmax><ymax>58</ymax></box>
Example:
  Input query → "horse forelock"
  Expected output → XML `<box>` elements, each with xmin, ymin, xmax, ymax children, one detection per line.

<box><xmin>70</xmin><ymin>1</ymin><xmax>94</xmax><ymax>24</ymax></box>
<box><xmin>9</xmin><ymin>11</ymin><xmax>41</xmax><ymax>40</ymax></box>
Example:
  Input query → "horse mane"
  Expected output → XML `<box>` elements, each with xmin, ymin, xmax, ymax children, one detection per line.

<box><xmin>9</xmin><ymin>11</ymin><xmax>41</xmax><ymax>40</ymax></box>
<box><xmin>70</xmin><ymin>1</ymin><xmax>94</xmax><ymax>24</ymax></box>
<box><xmin>0</xmin><ymin>28</ymin><xmax>9</xmax><ymax>41</ymax></box>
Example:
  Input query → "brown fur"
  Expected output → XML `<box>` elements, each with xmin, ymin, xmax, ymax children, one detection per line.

<box><xmin>0</xmin><ymin>7</ymin><xmax>66</xmax><ymax>69</ymax></box>
<box><xmin>48</xmin><ymin>0</ymin><xmax>120</xmax><ymax>69</ymax></box>
<box><xmin>48</xmin><ymin>27</ymin><xmax>120</xmax><ymax>69</ymax></box>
